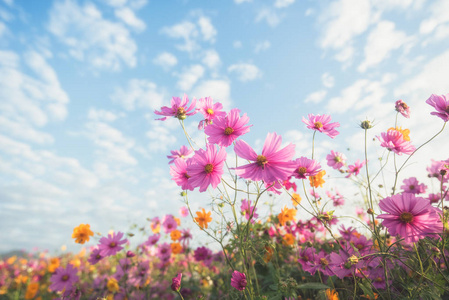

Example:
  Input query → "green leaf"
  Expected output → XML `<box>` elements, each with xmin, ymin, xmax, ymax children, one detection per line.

<box><xmin>297</xmin><ymin>283</ymin><xmax>330</xmax><ymax>290</ymax></box>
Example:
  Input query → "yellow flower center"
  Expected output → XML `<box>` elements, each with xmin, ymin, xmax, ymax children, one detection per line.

<box><xmin>176</xmin><ymin>107</ymin><xmax>186</xmax><ymax>119</ymax></box>
<box><xmin>320</xmin><ymin>257</ymin><xmax>329</xmax><ymax>266</ymax></box>
<box><xmin>206</xmin><ymin>108</ymin><xmax>214</xmax><ymax>115</ymax></box>
<box><xmin>445</xmin><ymin>105</ymin><xmax>449</xmax><ymax>113</ymax></box>
<box><xmin>224</xmin><ymin>127</ymin><xmax>234</xmax><ymax>135</ymax></box>
<box><xmin>256</xmin><ymin>155</ymin><xmax>268</xmax><ymax>168</ymax></box>
<box><xmin>334</xmin><ymin>156</ymin><xmax>341</xmax><ymax>163</ymax></box>
<box><xmin>409</xmin><ymin>185</ymin><xmax>415</xmax><ymax>190</ymax></box>
<box><xmin>62</xmin><ymin>275</ymin><xmax>69</xmax><ymax>281</ymax></box>
<box><xmin>204</xmin><ymin>163</ymin><xmax>214</xmax><ymax>174</ymax></box>
<box><xmin>314</xmin><ymin>121</ymin><xmax>323</xmax><ymax>129</ymax></box>
<box><xmin>399</xmin><ymin>212</ymin><xmax>414</xmax><ymax>223</ymax></box>
<box><xmin>110</xmin><ymin>242</ymin><xmax>116</xmax><ymax>247</ymax></box>
<box><xmin>298</xmin><ymin>167</ymin><xmax>307</xmax><ymax>175</ymax></box>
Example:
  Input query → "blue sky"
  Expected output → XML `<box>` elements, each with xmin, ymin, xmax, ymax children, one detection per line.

<box><xmin>1</xmin><ymin>0</ymin><xmax>448</xmax><ymax>253</ymax></box>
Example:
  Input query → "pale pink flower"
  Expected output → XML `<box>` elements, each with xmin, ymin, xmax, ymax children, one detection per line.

<box><xmin>425</xmin><ymin>93</ymin><xmax>449</xmax><ymax>122</ymax></box>
<box><xmin>377</xmin><ymin>130</ymin><xmax>415</xmax><ymax>155</ymax></box>
<box><xmin>395</xmin><ymin>100</ymin><xmax>410</xmax><ymax>118</ymax></box>
<box><xmin>346</xmin><ymin>160</ymin><xmax>365</xmax><ymax>177</ymax></box>
<box><xmin>187</xmin><ymin>144</ymin><xmax>227</xmax><ymax>192</ymax></box>
<box><xmin>162</xmin><ymin>215</ymin><xmax>177</xmax><ymax>233</ymax></box>
<box><xmin>302</xmin><ymin>114</ymin><xmax>340</xmax><ymax>138</ymax></box>
<box><xmin>197</xmin><ymin>97</ymin><xmax>226</xmax><ymax>129</ymax></box>
<box><xmin>169</xmin><ymin>158</ymin><xmax>194</xmax><ymax>191</ymax></box>
<box><xmin>204</xmin><ymin>108</ymin><xmax>252</xmax><ymax>147</ymax></box>
<box><xmin>234</xmin><ymin>132</ymin><xmax>297</xmax><ymax>183</ymax></box>
<box><xmin>326</xmin><ymin>150</ymin><xmax>346</xmax><ymax>170</ymax></box>
<box><xmin>292</xmin><ymin>157</ymin><xmax>321</xmax><ymax>179</ymax></box>
<box><xmin>401</xmin><ymin>177</ymin><xmax>427</xmax><ymax>194</ymax></box>
<box><xmin>167</xmin><ymin>145</ymin><xmax>193</xmax><ymax>164</ymax></box>
<box><xmin>179</xmin><ymin>206</ymin><xmax>189</xmax><ymax>217</ymax></box>
<box><xmin>154</xmin><ymin>94</ymin><xmax>197</xmax><ymax>121</ymax></box>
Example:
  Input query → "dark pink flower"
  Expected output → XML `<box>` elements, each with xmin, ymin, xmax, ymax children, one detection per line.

<box><xmin>162</xmin><ymin>214</ymin><xmax>177</xmax><ymax>233</ymax></box>
<box><xmin>426</xmin><ymin>93</ymin><xmax>449</xmax><ymax>122</ymax></box>
<box><xmin>204</xmin><ymin>108</ymin><xmax>252</xmax><ymax>147</ymax></box>
<box><xmin>377</xmin><ymin>193</ymin><xmax>443</xmax><ymax>243</ymax></box>
<box><xmin>157</xmin><ymin>243</ymin><xmax>172</xmax><ymax>260</ymax></box>
<box><xmin>241</xmin><ymin>199</ymin><xmax>258</xmax><ymax>223</ymax></box>
<box><xmin>346</xmin><ymin>159</ymin><xmax>365</xmax><ymax>177</ymax></box>
<box><xmin>302</xmin><ymin>114</ymin><xmax>340</xmax><ymax>138</ymax></box>
<box><xmin>234</xmin><ymin>132</ymin><xmax>297</xmax><ymax>183</ymax></box>
<box><xmin>231</xmin><ymin>270</ymin><xmax>247</xmax><ymax>291</ymax></box>
<box><xmin>170</xmin><ymin>158</ymin><xmax>195</xmax><ymax>191</ymax></box>
<box><xmin>98</xmin><ymin>232</ymin><xmax>127</xmax><ymax>257</ymax></box>
<box><xmin>187</xmin><ymin>144</ymin><xmax>227</xmax><ymax>192</ymax></box>
<box><xmin>377</xmin><ymin>130</ymin><xmax>415</xmax><ymax>155</ymax></box>
<box><xmin>171</xmin><ymin>273</ymin><xmax>182</xmax><ymax>292</ymax></box>
<box><xmin>197</xmin><ymin>97</ymin><xmax>226</xmax><ymax>129</ymax></box>
<box><xmin>292</xmin><ymin>157</ymin><xmax>321</xmax><ymax>179</ymax></box>
<box><xmin>395</xmin><ymin>100</ymin><xmax>410</xmax><ymax>118</ymax></box>
<box><xmin>401</xmin><ymin>177</ymin><xmax>427</xmax><ymax>194</ymax></box>
<box><xmin>154</xmin><ymin>94</ymin><xmax>197</xmax><ymax>121</ymax></box>
<box><xmin>49</xmin><ymin>264</ymin><xmax>79</xmax><ymax>292</ymax></box>
<box><xmin>167</xmin><ymin>145</ymin><xmax>193</xmax><ymax>164</ymax></box>
<box><xmin>145</xmin><ymin>234</ymin><xmax>160</xmax><ymax>246</ymax></box>
<box><xmin>194</xmin><ymin>246</ymin><xmax>213</xmax><ymax>266</ymax></box>
<box><xmin>87</xmin><ymin>248</ymin><xmax>103</xmax><ymax>265</ymax></box>
<box><xmin>326</xmin><ymin>150</ymin><xmax>346</xmax><ymax>170</ymax></box>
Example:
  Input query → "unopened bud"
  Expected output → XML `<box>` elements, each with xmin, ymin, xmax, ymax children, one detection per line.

<box><xmin>367</xmin><ymin>208</ymin><xmax>374</xmax><ymax>215</ymax></box>
<box><xmin>360</xmin><ymin>120</ymin><xmax>373</xmax><ymax>129</ymax></box>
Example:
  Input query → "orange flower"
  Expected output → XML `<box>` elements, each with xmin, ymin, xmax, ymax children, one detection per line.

<box><xmin>170</xmin><ymin>229</ymin><xmax>181</xmax><ymax>241</ymax></box>
<box><xmin>361</xmin><ymin>293</ymin><xmax>379</xmax><ymax>299</ymax></box>
<box><xmin>263</xmin><ymin>245</ymin><xmax>274</xmax><ymax>263</ymax></box>
<box><xmin>24</xmin><ymin>283</ymin><xmax>39</xmax><ymax>300</ymax></box>
<box><xmin>171</xmin><ymin>242</ymin><xmax>183</xmax><ymax>254</ymax></box>
<box><xmin>174</xmin><ymin>217</ymin><xmax>181</xmax><ymax>226</ymax></box>
<box><xmin>309</xmin><ymin>170</ymin><xmax>326</xmax><ymax>188</ymax></box>
<box><xmin>72</xmin><ymin>224</ymin><xmax>94</xmax><ymax>244</ymax></box>
<box><xmin>278</xmin><ymin>206</ymin><xmax>297</xmax><ymax>226</ymax></box>
<box><xmin>325</xmin><ymin>289</ymin><xmax>339</xmax><ymax>300</ymax></box>
<box><xmin>283</xmin><ymin>233</ymin><xmax>295</xmax><ymax>246</ymax></box>
<box><xmin>388</xmin><ymin>126</ymin><xmax>410</xmax><ymax>141</ymax></box>
<box><xmin>107</xmin><ymin>278</ymin><xmax>119</xmax><ymax>293</ymax></box>
<box><xmin>48</xmin><ymin>257</ymin><xmax>60</xmax><ymax>273</ymax></box>
<box><xmin>291</xmin><ymin>193</ymin><xmax>301</xmax><ymax>207</ymax></box>
<box><xmin>195</xmin><ymin>208</ymin><xmax>212</xmax><ymax>229</ymax></box>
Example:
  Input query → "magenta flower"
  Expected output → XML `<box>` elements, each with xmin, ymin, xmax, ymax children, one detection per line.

<box><xmin>377</xmin><ymin>130</ymin><xmax>415</xmax><ymax>155</ymax></box>
<box><xmin>49</xmin><ymin>264</ymin><xmax>79</xmax><ymax>292</ymax></box>
<box><xmin>162</xmin><ymin>214</ymin><xmax>178</xmax><ymax>233</ymax></box>
<box><xmin>401</xmin><ymin>177</ymin><xmax>427</xmax><ymax>194</ymax></box>
<box><xmin>87</xmin><ymin>248</ymin><xmax>103</xmax><ymax>265</ymax></box>
<box><xmin>187</xmin><ymin>144</ymin><xmax>227</xmax><ymax>192</ymax></box>
<box><xmin>234</xmin><ymin>132</ymin><xmax>297</xmax><ymax>183</ymax></box>
<box><xmin>204</xmin><ymin>108</ymin><xmax>252</xmax><ymax>147</ymax></box>
<box><xmin>231</xmin><ymin>271</ymin><xmax>247</xmax><ymax>291</ymax></box>
<box><xmin>157</xmin><ymin>242</ymin><xmax>172</xmax><ymax>260</ymax></box>
<box><xmin>329</xmin><ymin>248</ymin><xmax>362</xmax><ymax>279</ymax></box>
<box><xmin>302</xmin><ymin>114</ymin><xmax>340</xmax><ymax>138</ymax></box>
<box><xmin>179</xmin><ymin>229</ymin><xmax>192</xmax><ymax>247</ymax></box>
<box><xmin>167</xmin><ymin>145</ymin><xmax>193</xmax><ymax>164</ymax></box>
<box><xmin>194</xmin><ymin>246</ymin><xmax>213</xmax><ymax>266</ymax></box>
<box><xmin>241</xmin><ymin>199</ymin><xmax>258</xmax><ymax>223</ymax></box>
<box><xmin>170</xmin><ymin>158</ymin><xmax>195</xmax><ymax>191</ymax></box>
<box><xmin>326</xmin><ymin>150</ymin><xmax>346</xmax><ymax>170</ymax></box>
<box><xmin>145</xmin><ymin>234</ymin><xmax>160</xmax><ymax>246</ymax></box>
<box><xmin>197</xmin><ymin>97</ymin><xmax>226</xmax><ymax>129</ymax></box>
<box><xmin>377</xmin><ymin>193</ymin><xmax>443</xmax><ymax>243</ymax></box>
<box><xmin>292</xmin><ymin>157</ymin><xmax>321</xmax><ymax>180</ymax></box>
<box><xmin>98</xmin><ymin>232</ymin><xmax>127</xmax><ymax>257</ymax></box>
<box><xmin>395</xmin><ymin>100</ymin><xmax>410</xmax><ymax>118</ymax></box>
<box><xmin>426</xmin><ymin>93</ymin><xmax>449</xmax><ymax>122</ymax></box>
<box><xmin>154</xmin><ymin>94</ymin><xmax>197</xmax><ymax>121</ymax></box>
<box><xmin>171</xmin><ymin>273</ymin><xmax>182</xmax><ymax>292</ymax></box>
<box><xmin>346</xmin><ymin>159</ymin><xmax>365</xmax><ymax>177</ymax></box>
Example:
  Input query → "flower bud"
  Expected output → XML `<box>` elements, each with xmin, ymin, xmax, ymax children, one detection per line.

<box><xmin>360</xmin><ymin>120</ymin><xmax>373</xmax><ymax>129</ymax></box>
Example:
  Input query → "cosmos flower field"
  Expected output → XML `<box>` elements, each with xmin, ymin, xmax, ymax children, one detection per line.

<box><xmin>1</xmin><ymin>94</ymin><xmax>449</xmax><ymax>299</ymax></box>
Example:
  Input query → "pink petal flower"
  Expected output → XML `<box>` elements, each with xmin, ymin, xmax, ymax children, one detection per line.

<box><xmin>426</xmin><ymin>93</ymin><xmax>449</xmax><ymax>122</ymax></box>
<box><xmin>302</xmin><ymin>114</ymin><xmax>340</xmax><ymax>138</ymax></box>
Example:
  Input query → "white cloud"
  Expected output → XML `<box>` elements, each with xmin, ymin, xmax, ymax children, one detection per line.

<box><xmin>304</xmin><ymin>90</ymin><xmax>327</xmax><ymax>104</ymax></box>
<box><xmin>176</xmin><ymin>64</ymin><xmax>205</xmax><ymax>91</ymax></box>
<box><xmin>191</xmin><ymin>79</ymin><xmax>232</xmax><ymax>110</ymax></box>
<box><xmin>114</xmin><ymin>7</ymin><xmax>146</xmax><ymax>31</ymax></box>
<box><xmin>321</xmin><ymin>72</ymin><xmax>335</xmax><ymax>88</ymax></box>
<box><xmin>88</xmin><ymin>108</ymin><xmax>119</xmax><ymax>122</ymax></box>
<box><xmin>373</xmin><ymin>0</ymin><xmax>425</xmax><ymax>11</ymax></box>
<box><xmin>358</xmin><ymin>21</ymin><xmax>409</xmax><ymax>72</ymax></box>
<box><xmin>146</xmin><ymin>121</ymin><xmax>177</xmax><ymax>153</ymax></box>
<box><xmin>254</xmin><ymin>40</ymin><xmax>271</xmax><ymax>53</ymax></box>
<box><xmin>419</xmin><ymin>0</ymin><xmax>449</xmax><ymax>44</ymax></box>
<box><xmin>234</xmin><ymin>0</ymin><xmax>252</xmax><ymax>3</ymax></box>
<box><xmin>111</xmin><ymin>79</ymin><xmax>166</xmax><ymax>111</ymax></box>
<box><xmin>274</xmin><ymin>0</ymin><xmax>295</xmax><ymax>8</ymax></box>
<box><xmin>48</xmin><ymin>0</ymin><xmax>137</xmax><ymax>71</ymax></box>
<box><xmin>233</xmin><ymin>40</ymin><xmax>242</xmax><ymax>48</ymax></box>
<box><xmin>255</xmin><ymin>8</ymin><xmax>282</xmax><ymax>27</ymax></box>
<box><xmin>201</xmin><ymin>49</ymin><xmax>221</xmax><ymax>69</ymax></box>
<box><xmin>228</xmin><ymin>63</ymin><xmax>262</xmax><ymax>82</ymax></box>
<box><xmin>161</xmin><ymin>21</ymin><xmax>199</xmax><ymax>53</ymax></box>
<box><xmin>198</xmin><ymin>16</ymin><xmax>217</xmax><ymax>43</ymax></box>
<box><xmin>153</xmin><ymin>52</ymin><xmax>178</xmax><ymax>71</ymax></box>
<box><xmin>318</xmin><ymin>0</ymin><xmax>372</xmax><ymax>63</ymax></box>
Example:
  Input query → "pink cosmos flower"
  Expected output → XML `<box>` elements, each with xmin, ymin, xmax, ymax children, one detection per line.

<box><xmin>162</xmin><ymin>214</ymin><xmax>178</xmax><ymax>233</ymax></box>
<box><xmin>241</xmin><ymin>199</ymin><xmax>258</xmax><ymax>223</ymax></box>
<box><xmin>49</xmin><ymin>264</ymin><xmax>79</xmax><ymax>292</ymax></box>
<box><xmin>231</xmin><ymin>271</ymin><xmax>247</xmax><ymax>291</ymax></box>
<box><xmin>283</xmin><ymin>178</ymin><xmax>297</xmax><ymax>191</ymax></box>
<box><xmin>197</xmin><ymin>97</ymin><xmax>226</xmax><ymax>129</ymax></box>
<box><xmin>302</xmin><ymin>114</ymin><xmax>340</xmax><ymax>138</ymax></box>
<box><xmin>171</xmin><ymin>273</ymin><xmax>182</xmax><ymax>292</ymax></box>
<box><xmin>194</xmin><ymin>246</ymin><xmax>213</xmax><ymax>266</ymax></box>
<box><xmin>145</xmin><ymin>234</ymin><xmax>160</xmax><ymax>246</ymax></box>
<box><xmin>292</xmin><ymin>157</ymin><xmax>321</xmax><ymax>179</ymax></box>
<box><xmin>401</xmin><ymin>177</ymin><xmax>427</xmax><ymax>194</ymax></box>
<box><xmin>326</xmin><ymin>150</ymin><xmax>346</xmax><ymax>170</ymax></box>
<box><xmin>377</xmin><ymin>193</ymin><xmax>443</xmax><ymax>243</ymax></box>
<box><xmin>167</xmin><ymin>145</ymin><xmax>193</xmax><ymax>164</ymax></box>
<box><xmin>87</xmin><ymin>248</ymin><xmax>103</xmax><ymax>265</ymax></box>
<box><xmin>395</xmin><ymin>100</ymin><xmax>410</xmax><ymax>118</ymax></box>
<box><xmin>204</xmin><ymin>108</ymin><xmax>252</xmax><ymax>147</ymax></box>
<box><xmin>427</xmin><ymin>159</ymin><xmax>445</xmax><ymax>179</ymax></box>
<box><xmin>377</xmin><ymin>130</ymin><xmax>415</xmax><ymax>155</ymax></box>
<box><xmin>154</xmin><ymin>94</ymin><xmax>197</xmax><ymax>121</ymax></box>
<box><xmin>234</xmin><ymin>132</ymin><xmax>297</xmax><ymax>183</ymax></box>
<box><xmin>187</xmin><ymin>144</ymin><xmax>227</xmax><ymax>192</ymax></box>
<box><xmin>425</xmin><ymin>93</ymin><xmax>449</xmax><ymax>122</ymax></box>
<box><xmin>98</xmin><ymin>232</ymin><xmax>127</xmax><ymax>257</ymax></box>
<box><xmin>346</xmin><ymin>160</ymin><xmax>365</xmax><ymax>177</ymax></box>
<box><xmin>170</xmin><ymin>158</ymin><xmax>195</xmax><ymax>191</ymax></box>
<box><xmin>179</xmin><ymin>206</ymin><xmax>189</xmax><ymax>217</ymax></box>
<box><xmin>179</xmin><ymin>229</ymin><xmax>192</xmax><ymax>247</ymax></box>
<box><xmin>157</xmin><ymin>243</ymin><xmax>172</xmax><ymax>260</ymax></box>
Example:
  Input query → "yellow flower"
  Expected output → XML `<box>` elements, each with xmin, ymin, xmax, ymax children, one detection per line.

<box><xmin>171</xmin><ymin>242</ymin><xmax>183</xmax><ymax>254</ymax></box>
<box><xmin>195</xmin><ymin>208</ymin><xmax>212</xmax><ymax>229</ymax></box>
<box><xmin>107</xmin><ymin>278</ymin><xmax>119</xmax><ymax>293</ymax></box>
<box><xmin>325</xmin><ymin>289</ymin><xmax>339</xmax><ymax>300</ymax></box>
<box><xmin>283</xmin><ymin>233</ymin><xmax>295</xmax><ymax>246</ymax></box>
<box><xmin>24</xmin><ymin>283</ymin><xmax>39</xmax><ymax>300</ymax></box>
<box><xmin>170</xmin><ymin>230</ymin><xmax>181</xmax><ymax>241</ymax></box>
<box><xmin>291</xmin><ymin>193</ymin><xmax>301</xmax><ymax>207</ymax></box>
<box><xmin>388</xmin><ymin>126</ymin><xmax>410</xmax><ymax>141</ymax></box>
<box><xmin>309</xmin><ymin>170</ymin><xmax>326</xmax><ymax>188</ymax></box>
<box><xmin>72</xmin><ymin>224</ymin><xmax>94</xmax><ymax>244</ymax></box>
<box><xmin>48</xmin><ymin>257</ymin><xmax>60</xmax><ymax>273</ymax></box>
